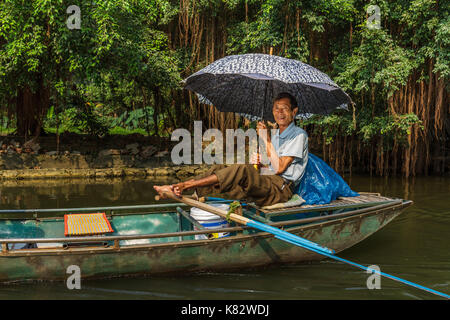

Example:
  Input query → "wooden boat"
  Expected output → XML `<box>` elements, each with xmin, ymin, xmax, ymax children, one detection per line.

<box><xmin>0</xmin><ymin>193</ymin><xmax>412</xmax><ymax>283</ymax></box>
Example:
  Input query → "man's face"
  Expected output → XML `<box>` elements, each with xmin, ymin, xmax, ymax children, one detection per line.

<box><xmin>272</xmin><ymin>97</ymin><xmax>298</xmax><ymax>127</ymax></box>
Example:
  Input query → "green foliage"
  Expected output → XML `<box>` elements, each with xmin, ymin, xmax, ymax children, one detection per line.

<box><xmin>303</xmin><ymin>111</ymin><xmax>423</xmax><ymax>151</ymax></box>
<box><xmin>108</xmin><ymin>127</ymin><xmax>149</xmax><ymax>136</ymax></box>
<box><xmin>110</xmin><ymin>107</ymin><xmax>154</xmax><ymax>130</ymax></box>
<box><xmin>359</xmin><ymin>113</ymin><xmax>423</xmax><ymax>145</ymax></box>
<box><xmin>67</xmin><ymin>103</ymin><xmax>109</xmax><ymax>137</ymax></box>
<box><xmin>334</xmin><ymin>28</ymin><xmax>416</xmax><ymax>96</ymax></box>
<box><xmin>302</xmin><ymin>113</ymin><xmax>355</xmax><ymax>144</ymax></box>
<box><xmin>432</xmin><ymin>14</ymin><xmax>450</xmax><ymax>79</ymax></box>
<box><xmin>0</xmin><ymin>0</ymin><xmax>447</xmax><ymax>164</ymax></box>
<box><xmin>226</xmin><ymin>201</ymin><xmax>242</xmax><ymax>222</ymax></box>
<box><xmin>226</xmin><ymin>0</ymin><xmax>286</xmax><ymax>54</ymax></box>
<box><xmin>0</xmin><ymin>0</ymin><xmax>181</xmax><ymax>136</ymax></box>
<box><xmin>44</xmin><ymin>104</ymin><xmax>109</xmax><ymax>137</ymax></box>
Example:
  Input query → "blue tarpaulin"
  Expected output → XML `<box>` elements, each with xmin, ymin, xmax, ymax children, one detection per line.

<box><xmin>293</xmin><ymin>153</ymin><xmax>359</xmax><ymax>205</ymax></box>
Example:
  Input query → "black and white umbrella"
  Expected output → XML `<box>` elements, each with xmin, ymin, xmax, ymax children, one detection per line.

<box><xmin>184</xmin><ymin>53</ymin><xmax>352</xmax><ymax>122</ymax></box>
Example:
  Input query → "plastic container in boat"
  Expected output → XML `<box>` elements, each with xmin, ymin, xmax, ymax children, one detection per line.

<box><xmin>190</xmin><ymin>204</ymin><xmax>230</xmax><ymax>240</ymax></box>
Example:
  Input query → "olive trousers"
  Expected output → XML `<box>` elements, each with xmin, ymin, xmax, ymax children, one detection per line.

<box><xmin>193</xmin><ymin>164</ymin><xmax>292</xmax><ymax>207</ymax></box>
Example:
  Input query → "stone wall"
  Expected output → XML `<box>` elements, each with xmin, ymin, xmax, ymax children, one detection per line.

<box><xmin>0</xmin><ymin>153</ymin><xmax>210</xmax><ymax>180</ymax></box>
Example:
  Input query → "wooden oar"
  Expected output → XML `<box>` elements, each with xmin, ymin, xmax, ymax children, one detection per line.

<box><xmin>158</xmin><ymin>191</ymin><xmax>335</xmax><ymax>255</ymax></box>
<box><xmin>157</xmin><ymin>191</ymin><xmax>450</xmax><ymax>299</ymax></box>
<box><xmin>155</xmin><ymin>194</ymin><xmax>206</xmax><ymax>202</ymax></box>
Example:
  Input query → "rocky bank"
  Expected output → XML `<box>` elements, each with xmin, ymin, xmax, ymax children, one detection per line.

<box><xmin>0</xmin><ymin>133</ymin><xmax>210</xmax><ymax>180</ymax></box>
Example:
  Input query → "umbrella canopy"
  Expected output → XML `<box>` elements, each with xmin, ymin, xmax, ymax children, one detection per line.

<box><xmin>183</xmin><ymin>53</ymin><xmax>352</xmax><ymax>122</ymax></box>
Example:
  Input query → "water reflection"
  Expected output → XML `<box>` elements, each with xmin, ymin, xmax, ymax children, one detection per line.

<box><xmin>0</xmin><ymin>177</ymin><xmax>179</xmax><ymax>210</ymax></box>
<box><xmin>0</xmin><ymin>174</ymin><xmax>448</xmax><ymax>211</ymax></box>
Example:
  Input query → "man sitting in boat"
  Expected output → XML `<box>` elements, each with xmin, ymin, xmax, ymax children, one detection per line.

<box><xmin>154</xmin><ymin>92</ymin><xmax>308</xmax><ymax>207</ymax></box>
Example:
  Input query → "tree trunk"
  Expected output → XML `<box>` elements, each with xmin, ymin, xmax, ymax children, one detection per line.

<box><xmin>15</xmin><ymin>78</ymin><xmax>49</xmax><ymax>140</ymax></box>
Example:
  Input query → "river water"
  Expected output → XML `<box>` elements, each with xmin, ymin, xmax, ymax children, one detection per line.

<box><xmin>0</xmin><ymin>174</ymin><xmax>448</xmax><ymax>300</ymax></box>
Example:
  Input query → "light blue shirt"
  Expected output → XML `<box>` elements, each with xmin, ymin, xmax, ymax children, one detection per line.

<box><xmin>270</xmin><ymin>122</ymin><xmax>308</xmax><ymax>185</ymax></box>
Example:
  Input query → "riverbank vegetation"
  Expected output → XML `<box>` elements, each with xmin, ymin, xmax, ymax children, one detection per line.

<box><xmin>0</xmin><ymin>0</ymin><xmax>448</xmax><ymax>176</ymax></box>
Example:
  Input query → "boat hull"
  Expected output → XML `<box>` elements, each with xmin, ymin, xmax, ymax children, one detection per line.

<box><xmin>0</xmin><ymin>201</ymin><xmax>410</xmax><ymax>282</ymax></box>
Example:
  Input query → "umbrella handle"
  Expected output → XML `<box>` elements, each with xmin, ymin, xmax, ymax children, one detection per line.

<box><xmin>253</xmin><ymin>151</ymin><xmax>260</xmax><ymax>171</ymax></box>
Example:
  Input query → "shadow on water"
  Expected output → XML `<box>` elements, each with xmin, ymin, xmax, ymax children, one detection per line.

<box><xmin>0</xmin><ymin>174</ymin><xmax>448</xmax><ymax>300</ymax></box>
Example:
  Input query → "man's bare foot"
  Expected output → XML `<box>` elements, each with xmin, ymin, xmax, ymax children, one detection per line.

<box><xmin>153</xmin><ymin>185</ymin><xmax>175</xmax><ymax>199</ymax></box>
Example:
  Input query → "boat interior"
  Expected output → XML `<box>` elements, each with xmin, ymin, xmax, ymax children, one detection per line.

<box><xmin>0</xmin><ymin>192</ymin><xmax>404</xmax><ymax>252</ymax></box>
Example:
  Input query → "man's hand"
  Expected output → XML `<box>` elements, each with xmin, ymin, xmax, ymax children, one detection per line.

<box><xmin>257</xmin><ymin>121</ymin><xmax>271</xmax><ymax>144</ymax></box>
<box><xmin>256</xmin><ymin>121</ymin><xmax>294</xmax><ymax>175</ymax></box>
<box><xmin>172</xmin><ymin>182</ymin><xmax>187</xmax><ymax>197</ymax></box>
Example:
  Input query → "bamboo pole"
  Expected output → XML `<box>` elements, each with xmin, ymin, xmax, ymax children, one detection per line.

<box><xmin>156</xmin><ymin>191</ymin><xmax>334</xmax><ymax>254</ymax></box>
<box><xmin>158</xmin><ymin>192</ymin><xmax>248</xmax><ymax>225</ymax></box>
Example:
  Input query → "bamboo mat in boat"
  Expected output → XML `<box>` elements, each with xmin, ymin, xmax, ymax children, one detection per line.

<box><xmin>252</xmin><ymin>193</ymin><xmax>396</xmax><ymax>214</ymax></box>
<box><xmin>64</xmin><ymin>212</ymin><xmax>113</xmax><ymax>236</ymax></box>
